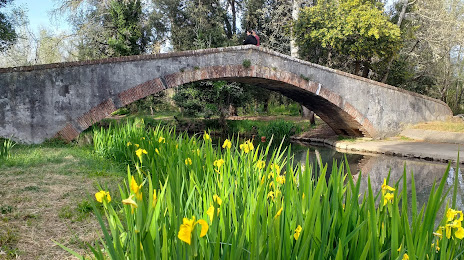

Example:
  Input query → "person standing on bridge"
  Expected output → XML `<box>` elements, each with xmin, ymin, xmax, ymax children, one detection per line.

<box><xmin>243</xmin><ymin>29</ymin><xmax>257</xmax><ymax>45</ymax></box>
<box><xmin>252</xmin><ymin>30</ymin><xmax>260</xmax><ymax>46</ymax></box>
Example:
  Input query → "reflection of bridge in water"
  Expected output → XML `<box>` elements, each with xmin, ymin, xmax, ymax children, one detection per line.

<box><xmin>0</xmin><ymin>45</ymin><xmax>452</xmax><ymax>143</ymax></box>
<box><xmin>295</xmin><ymin>144</ymin><xmax>462</xmax><ymax>211</ymax></box>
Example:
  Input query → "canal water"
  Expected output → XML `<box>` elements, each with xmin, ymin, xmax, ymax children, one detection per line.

<box><xmin>290</xmin><ymin>141</ymin><xmax>463</xmax><ymax>211</ymax></box>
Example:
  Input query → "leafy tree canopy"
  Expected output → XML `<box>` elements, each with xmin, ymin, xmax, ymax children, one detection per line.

<box><xmin>107</xmin><ymin>0</ymin><xmax>148</xmax><ymax>56</ymax></box>
<box><xmin>0</xmin><ymin>0</ymin><xmax>17</xmax><ymax>51</ymax></box>
<box><xmin>295</xmin><ymin>0</ymin><xmax>401</xmax><ymax>75</ymax></box>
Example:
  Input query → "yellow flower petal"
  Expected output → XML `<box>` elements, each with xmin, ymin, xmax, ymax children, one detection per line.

<box><xmin>196</xmin><ymin>219</ymin><xmax>209</xmax><ymax>237</ymax></box>
<box><xmin>403</xmin><ymin>253</ymin><xmax>409</xmax><ymax>260</ymax></box>
<box><xmin>122</xmin><ymin>194</ymin><xmax>138</xmax><ymax>209</ymax></box>
<box><xmin>131</xmin><ymin>175</ymin><xmax>140</xmax><ymax>194</ymax></box>
<box><xmin>383</xmin><ymin>192</ymin><xmax>394</xmax><ymax>206</ymax></box>
<box><xmin>207</xmin><ymin>205</ymin><xmax>214</xmax><ymax>222</ymax></box>
<box><xmin>294</xmin><ymin>225</ymin><xmax>302</xmax><ymax>240</ymax></box>
<box><xmin>381</xmin><ymin>179</ymin><xmax>395</xmax><ymax>195</ymax></box>
<box><xmin>267</xmin><ymin>191</ymin><xmax>274</xmax><ymax>200</ymax></box>
<box><xmin>95</xmin><ymin>191</ymin><xmax>105</xmax><ymax>203</ymax></box>
<box><xmin>213</xmin><ymin>194</ymin><xmax>222</xmax><ymax>205</ymax></box>
<box><xmin>455</xmin><ymin>226</ymin><xmax>464</xmax><ymax>239</ymax></box>
<box><xmin>274</xmin><ymin>207</ymin><xmax>283</xmax><ymax>219</ymax></box>
<box><xmin>222</xmin><ymin>139</ymin><xmax>232</xmax><ymax>149</ymax></box>
<box><xmin>213</xmin><ymin>159</ymin><xmax>225</xmax><ymax>168</ymax></box>
<box><xmin>203</xmin><ymin>131</ymin><xmax>210</xmax><ymax>141</ymax></box>
<box><xmin>158</xmin><ymin>136</ymin><xmax>165</xmax><ymax>143</ymax></box>
<box><xmin>178</xmin><ymin>224</ymin><xmax>193</xmax><ymax>245</ymax></box>
<box><xmin>185</xmin><ymin>158</ymin><xmax>192</xmax><ymax>166</ymax></box>
<box><xmin>256</xmin><ymin>160</ymin><xmax>266</xmax><ymax>170</ymax></box>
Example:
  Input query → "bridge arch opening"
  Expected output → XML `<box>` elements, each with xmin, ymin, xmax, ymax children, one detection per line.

<box><xmin>55</xmin><ymin>64</ymin><xmax>375</xmax><ymax>141</ymax></box>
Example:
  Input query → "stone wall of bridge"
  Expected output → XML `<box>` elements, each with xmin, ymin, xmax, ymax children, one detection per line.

<box><xmin>0</xmin><ymin>45</ymin><xmax>452</xmax><ymax>143</ymax></box>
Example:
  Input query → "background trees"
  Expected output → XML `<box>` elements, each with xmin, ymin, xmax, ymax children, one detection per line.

<box><xmin>0</xmin><ymin>0</ymin><xmax>17</xmax><ymax>51</ymax></box>
<box><xmin>1</xmin><ymin>0</ymin><xmax>463</xmax><ymax>114</ymax></box>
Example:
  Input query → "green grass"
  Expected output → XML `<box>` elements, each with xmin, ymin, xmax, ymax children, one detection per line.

<box><xmin>59</xmin><ymin>120</ymin><xmax>464</xmax><ymax>259</ymax></box>
<box><xmin>0</xmin><ymin>142</ymin><xmax>127</xmax><ymax>259</ymax></box>
<box><xmin>1</xmin><ymin>143</ymin><xmax>125</xmax><ymax>176</ymax></box>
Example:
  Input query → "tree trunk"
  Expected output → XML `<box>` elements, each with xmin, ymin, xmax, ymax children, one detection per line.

<box><xmin>354</xmin><ymin>60</ymin><xmax>361</xmax><ymax>76</ymax></box>
<box><xmin>231</xmin><ymin>0</ymin><xmax>236</xmax><ymax>34</ymax></box>
<box><xmin>382</xmin><ymin>0</ymin><xmax>409</xmax><ymax>83</ymax></box>
<box><xmin>362</xmin><ymin>60</ymin><xmax>370</xmax><ymax>78</ymax></box>
<box><xmin>228</xmin><ymin>104</ymin><xmax>237</xmax><ymax>116</ymax></box>
<box><xmin>290</xmin><ymin>0</ymin><xmax>300</xmax><ymax>58</ymax></box>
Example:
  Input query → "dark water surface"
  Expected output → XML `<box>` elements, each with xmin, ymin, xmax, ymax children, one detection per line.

<box><xmin>290</xmin><ymin>141</ymin><xmax>463</xmax><ymax>210</ymax></box>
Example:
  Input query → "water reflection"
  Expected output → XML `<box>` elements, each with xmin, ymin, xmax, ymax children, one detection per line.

<box><xmin>292</xmin><ymin>141</ymin><xmax>463</xmax><ymax>210</ymax></box>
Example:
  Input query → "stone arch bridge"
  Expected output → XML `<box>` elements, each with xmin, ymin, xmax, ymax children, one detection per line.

<box><xmin>0</xmin><ymin>45</ymin><xmax>452</xmax><ymax>144</ymax></box>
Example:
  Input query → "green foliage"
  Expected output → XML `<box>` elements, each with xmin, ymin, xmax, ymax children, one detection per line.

<box><xmin>295</xmin><ymin>0</ymin><xmax>401</xmax><ymax>75</ymax></box>
<box><xmin>0</xmin><ymin>138</ymin><xmax>15</xmax><ymax>160</ymax></box>
<box><xmin>258</xmin><ymin>120</ymin><xmax>299</xmax><ymax>141</ymax></box>
<box><xmin>70</xmin><ymin>121</ymin><xmax>464</xmax><ymax>259</ymax></box>
<box><xmin>242</xmin><ymin>59</ymin><xmax>251</xmax><ymax>68</ymax></box>
<box><xmin>111</xmin><ymin>107</ymin><xmax>130</xmax><ymax>116</ymax></box>
<box><xmin>300</xmin><ymin>74</ymin><xmax>310</xmax><ymax>81</ymax></box>
<box><xmin>152</xmin><ymin>0</ymin><xmax>235</xmax><ymax>51</ymax></box>
<box><xmin>268</xmin><ymin>103</ymin><xmax>301</xmax><ymax>116</ymax></box>
<box><xmin>107</xmin><ymin>0</ymin><xmax>148</xmax><ymax>56</ymax></box>
<box><xmin>173</xmin><ymin>81</ymin><xmax>249</xmax><ymax>118</ymax></box>
<box><xmin>0</xmin><ymin>0</ymin><xmax>17</xmax><ymax>51</ymax></box>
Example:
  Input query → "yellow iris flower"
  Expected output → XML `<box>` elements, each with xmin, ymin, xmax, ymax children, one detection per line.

<box><xmin>95</xmin><ymin>190</ymin><xmax>111</xmax><ymax>203</ymax></box>
<box><xmin>256</xmin><ymin>160</ymin><xmax>266</xmax><ymax>170</ymax></box>
<box><xmin>158</xmin><ymin>136</ymin><xmax>165</xmax><ymax>143</ymax></box>
<box><xmin>403</xmin><ymin>253</ymin><xmax>409</xmax><ymax>260</ymax></box>
<box><xmin>213</xmin><ymin>194</ymin><xmax>222</xmax><ymax>205</ymax></box>
<box><xmin>135</xmin><ymin>148</ymin><xmax>147</xmax><ymax>162</ymax></box>
<box><xmin>267</xmin><ymin>191</ymin><xmax>274</xmax><ymax>200</ymax></box>
<box><xmin>276</xmin><ymin>175</ymin><xmax>285</xmax><ymax>184</ymax></box>
<box><xmin>383</xmin><ymin>193</ymin><xmax>394</xmax><ymax>206</ymax></box>
<box><xmin>294</xmin><ymin>225</ymin><xmax>302</xmax><ymax>240</ymax></box>
<box><xmin>122</xmin><ymin>194</ymin><xmax>138</xmax><ymax>213</ymax></box>
<box><xmin>274</xmin><ymin>207</ymin><xmax>283</xmax><ymax>219</ymax></box>
<box><xmin>207</xmin><ymin>205</ymin><xmax>220</xmax><ymax>222</ymax></box>
<box><xmin>177</xmin><ymin>217</ymin><xmax>209</xmax><ymax>245</ymax></box>
<box><xmin>239</xmin><ymin>140</ymin><xmax>254</xmax><ymax>153</ymax></box>
<box><xmin>222</xmin><ymin>139</ymin><xmax>232</xmax><ymax>149</ymax></box>
<box><xmin>185</xmin><ymin>158</ymin><xmax>192</xmax><ymax>166</ymax></box>
<box><xmin>381</xmin><ymin>179</ymin><xmax>395</xmax><ymax>195</ymax></box>
<box><xmin>435</xmin><ymin>208</ymin><xmax>464</xmax><ymax>240</ymax></box>
<box><xmin>213</xmin><ymin>159</ymin><xmax>225</xmax><ymax>168</ymax></box>
<box><xmin>203</xmin><ymin>131</ymin><xmax>210</xmax><ymax>141</ymax></box>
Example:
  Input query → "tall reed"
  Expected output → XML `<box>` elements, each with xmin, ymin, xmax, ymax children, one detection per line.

<box><xmin>0</xmin><ymin>138</ymin><xmax>15</xmax><ymax>160</ymax></box>
<box><xmin>61</xmin><ymin>121</ymin><xmax>463</xmax><ymax>259</ymax></box>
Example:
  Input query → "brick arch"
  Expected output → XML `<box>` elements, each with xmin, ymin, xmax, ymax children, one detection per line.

<box><xmin>55</xmin><ymin>65</ymin><xmax>376</xmax><ymax>141</ymax></box>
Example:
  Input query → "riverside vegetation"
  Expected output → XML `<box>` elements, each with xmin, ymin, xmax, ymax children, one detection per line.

<box><xmin>54</xmin><ymin>120</ymin><xmax>464</xmax><ymax>259</ymax></box>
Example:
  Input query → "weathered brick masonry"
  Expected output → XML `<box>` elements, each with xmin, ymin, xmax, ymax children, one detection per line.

<box><xmin>0</xmin><ymin>45</ymin><xmax>452</xmax><ymax>143</ymax></box>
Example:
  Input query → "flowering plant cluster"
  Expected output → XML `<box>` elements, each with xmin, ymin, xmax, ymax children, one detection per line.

<box><xmin>57</xmin><ymin>121</ymin><xmax>464</xmax><ymax>259</ymax></box>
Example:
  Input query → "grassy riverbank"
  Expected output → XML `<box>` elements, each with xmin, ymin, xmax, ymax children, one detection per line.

<box><xmin>0</xmin><ymin>143</ymin><xmax>125</xmax><ymax>259</ymax></box>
